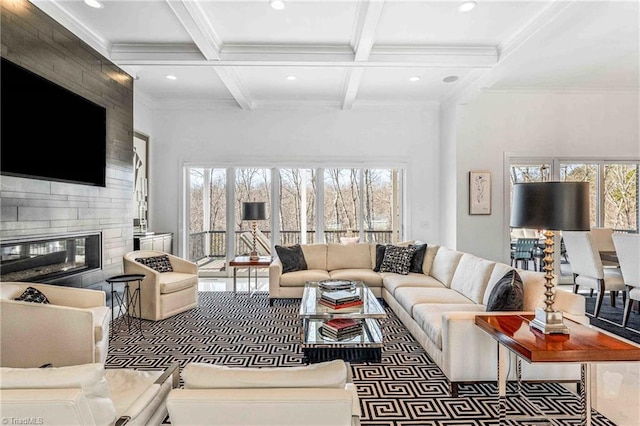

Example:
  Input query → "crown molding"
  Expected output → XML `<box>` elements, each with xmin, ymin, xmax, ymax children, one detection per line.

<box><xmin>111</xmin><ymin>43</ymin><xmax>204</xmax><ymax>62</ymax></box>
<box><xmin>31</xmin><ymin>0</ymin><xmax>111</xmax><ymax>58</ymax></box>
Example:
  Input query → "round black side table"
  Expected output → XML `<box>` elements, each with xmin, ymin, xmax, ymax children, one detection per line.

<box><xmin>106</xmin><ymin>273</ymin><xmax>145</xmax><ymax>337</ymax></box>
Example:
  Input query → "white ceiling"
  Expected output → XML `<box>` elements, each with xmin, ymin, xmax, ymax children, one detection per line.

<box><xmin>33</xmin><ymin>0</ymin><xmax>639</xmax><ymax>110</ymax></box>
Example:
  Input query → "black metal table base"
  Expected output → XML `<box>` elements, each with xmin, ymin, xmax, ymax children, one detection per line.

<box><xmin>303</xmin><ymin>347</ymin><xmax>381</xmax><ymax>364</ymax></box>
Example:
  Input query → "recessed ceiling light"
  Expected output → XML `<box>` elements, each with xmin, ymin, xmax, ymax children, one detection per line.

<box><xmin>84</xmin><ymin>0</ymin><xmax>103</xmax><ymax>9</ymax></box>
<box><xmin>459</xmin><ymin>1</ymin><xmax>477</xmax><ymax>12</ymax></box>
<box><xmin>165</xmin><ymin>75</ymin><xmax>177</xmax><ymax>81</ymax></box>
<box><xmin>270</xmin><ymin>0</ymin><xmax>285</xmax><ymax>10</ymax></box>
<box><xmin>409</xmin><ymin>76</ymin><xmax>421</xmax><ymax>82</ymax></box>
<box><xmin>443</xmin><ymin>75</ymin><xmax>459</xmax><ymax>83</ymax></box>
<box><xmin>286</xmin><ymin>75</ymin><xmax>297</xmax><ymax>81</ymax></box>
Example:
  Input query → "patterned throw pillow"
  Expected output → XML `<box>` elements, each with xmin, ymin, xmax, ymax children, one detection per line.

<box><xmin>486</xmin><ymin>270</ymin><xmax>524</xmax><ymax>311</ymax></box>
<box><xmin>135</xmin><ymin>255</ymin><xmax>174</xmax><ymax>273</ymax></box>
<box><xmin>14</xmin><ymin>286</ymin><xmax>50</xmax><ymax>304</ymax></box>
<box><xmin>379</xmin><ymin>245</ymin><xmax>418</xmax><ymax>275</ymax></box>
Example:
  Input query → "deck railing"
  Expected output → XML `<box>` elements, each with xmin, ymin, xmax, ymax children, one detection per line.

<box><xmin>188</xmin><ymin>230</ymin><xmax>394</xmax><ymax>262</ymax></box>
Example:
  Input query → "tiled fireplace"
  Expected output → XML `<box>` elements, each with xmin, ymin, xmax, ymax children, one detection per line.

<box><xmin>1</xmin><ymin>232</ymin><xmax>102</xmax><ymax>284</ymax></box>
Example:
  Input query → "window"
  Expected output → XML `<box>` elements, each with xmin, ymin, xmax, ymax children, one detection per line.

<box><xmin>363</xmin><ymin>169</ymin><xmax>397</xmax><ymax>243</ymax></box>
<box><xmin>604</xmin><ymin>164</ymin><xmax>638</xmax><ymax>232</ymax></box>
<box><xmin>324</xmin><ymin>169</ymin><xmax>360</xmax><ymax>243</ymax></box>
<box><xmin>560</xmin><ymin>163</ymin><xmax>598</xmax><ymax>228</ymax></box>
<box><xmin>279</xmin><ymin>169</ymin><xmax>316</xmax><ymax>245</ymax></box>
<box><xmin>235</xmin><ymin>168</ymin><xmax>271</xmax><ymax>255</ymax></box>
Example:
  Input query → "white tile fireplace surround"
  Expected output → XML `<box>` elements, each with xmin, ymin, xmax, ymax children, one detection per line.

<box><xmin>0</xmin><ymin>232</ymin><xmax>102</xmax><ymax>285</ymax></box>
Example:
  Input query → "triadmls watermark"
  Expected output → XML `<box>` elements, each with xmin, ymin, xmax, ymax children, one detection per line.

<box><xmin>1</xmin><ymin>417</ymin><xmax>44</xmax><ymax>425</ymax></box>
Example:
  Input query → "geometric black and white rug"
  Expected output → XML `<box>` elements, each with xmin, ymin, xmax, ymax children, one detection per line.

<box><xmin>106</xmin><ymin>292</ymin><xmax>615</xmax><ymax>425</ymax></box>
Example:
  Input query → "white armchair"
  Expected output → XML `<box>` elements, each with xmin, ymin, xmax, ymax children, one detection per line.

<box><xmin>123</xmin><ymin>250</ymin><xmax>198</xmax><ymax>321</ymax></box>
<box><xmin>166</xmin><ymin>360</ymin><xmax>361</xmax><ymax>426</ymax></box>
<box><xmin>0</xmin><ymin>362</ymin><xmax>179</xmax><ymax>426</ymax></box>
<box><xmin>0</xmin><ymin>282</ymin><xmax>110</xmax><ymax>368</ymax></box>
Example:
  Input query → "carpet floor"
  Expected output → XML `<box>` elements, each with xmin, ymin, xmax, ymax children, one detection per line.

<box><xmin>107</xmin><ymin>292</ymin><xmax>614</xmax><ymax>425</ymax></box>
<box><xmin>584</xmin><ymin>294</ymin><xmax>640</xmax><ymax>345</ymax></box>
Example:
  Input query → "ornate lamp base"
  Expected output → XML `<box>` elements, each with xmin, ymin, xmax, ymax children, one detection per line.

<box><xmin>530</xmin><ymin>307</ymin><xmax>570</xmax><ymax>334</ymax></box>
<box><xmin>249</xmin><ymin>250</ymin><xmax>259</xmax><ymax>261</ymax></box>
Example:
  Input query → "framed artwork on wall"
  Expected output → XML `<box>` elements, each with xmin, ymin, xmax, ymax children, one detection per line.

<box><xmin>469</xmin><ymin>170</ymin><xmax>491</xmax><ymax>215</ymax></box>
<box><xmin>133</xmin><ymin>132</ymin><xmax>149</xmax><ymax>232</ymax></box>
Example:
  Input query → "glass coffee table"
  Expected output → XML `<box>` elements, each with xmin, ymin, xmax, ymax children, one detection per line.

<box><xmin>299</xmin><ymin>281</ymin><xmax>387</xmax><ymax>363</ymax></box>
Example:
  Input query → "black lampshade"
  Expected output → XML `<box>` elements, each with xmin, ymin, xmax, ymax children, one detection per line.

<box><xmin>242</xmin><ymin>202</ymin><xmax>267</xmax><ymax>221</ymax></box>
<box><xmin>510</xmin><ymin>182</ymin><xmax>590</xmax><ymax>231</ymax></box>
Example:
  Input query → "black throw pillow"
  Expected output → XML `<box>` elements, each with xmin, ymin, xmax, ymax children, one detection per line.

<box><xmin>14</xmin><ymin>286</ymin><xmax>50</xmax><ymax>304</ymax></box>
<box><xmin>409</xmin><ymin>243</ymin><xmax>427</xmax><ymax>273</ymax></box>
<box><xmin>486</xmin><ymin>270</ymin><xmax>524</xmax><ymax>311</ymax></box>
<box><xmin>135</xmin><ymin>255</ymin><xmax>174</xmax><ymax>273</ymax></box>
<box><xmin>373</xmin><ymin>244</ymin><xmax>387</xmax><ymax>272</ymax></box>
<box><xmin>275</xmin><ymin>244</ymin><xmax>308</xmax><ymax>273</ymax></box>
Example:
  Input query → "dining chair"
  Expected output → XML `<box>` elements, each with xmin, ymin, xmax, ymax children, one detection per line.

<box><xmin>563</xmin><ymin>231</ymin><xmax>626</xmax><ymax>317</ymax></box>
<box><xmin>612</xmin><ymin>234</ymin><xmax>640</xmax><ymax>327</ymax></box>
<box><xmin>510</xmin><ymin>238</ymin><xmax>538</xmax><ymax>270</ymax></box>
<box><xmin>590</xmin><ymin>227</ymin><xmax>619</xmax><ymax>267</ymax></box>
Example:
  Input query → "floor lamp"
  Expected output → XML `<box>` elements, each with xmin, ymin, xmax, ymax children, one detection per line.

<box><xmin>242</xmin><ymin>202</ymin><xmax>267</xmax><ymax>261</ymax></box>
<box><xmin>510</xmin><ymin>182</ymin><xmax>590</xmax><ymax>334</ymax></box>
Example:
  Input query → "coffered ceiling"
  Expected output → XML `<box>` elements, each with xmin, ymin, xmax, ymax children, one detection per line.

<box><xmin>32</xmin><ymin>0</ymin><xmax>639</xmax><ymax>110</ymax></box>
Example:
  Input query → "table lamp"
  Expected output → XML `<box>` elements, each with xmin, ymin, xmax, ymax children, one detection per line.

<box><xmin>242</xmin><ymin>201</ymin><xmax>267</xmax><ymax>261</ymax></box>
<box><xmin>510</xmin><ymin>182</ymin><xmax>590</xmax><ymax>334</ymax></box>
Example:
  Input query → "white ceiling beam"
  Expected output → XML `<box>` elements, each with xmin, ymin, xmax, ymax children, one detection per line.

<box><xmin>113</xmin><ymin>44</ymin><xmax>497</xmax><ymax>67</ymax></box>
<box><xmin>342</xmin><ymin>0</ymin><xmax>385</xmax><ymax>110</ymax></box>
<box><xmin>165</xmin><ymin>0</ymin><xmax>252</xmax><ymax>109</ymax></box>
<box><xmin>342</xmin><ymin>69</ymin><xmax>365</xmax><ymax>110</ymax></box>
<box><xmin>165</xmin><ymin>0</ymin><xmax>221</xmax><ymax>60</ymax></box>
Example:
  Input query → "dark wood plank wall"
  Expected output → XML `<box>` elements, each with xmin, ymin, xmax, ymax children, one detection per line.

<box><xmin>1</xmin><ymin>0</ymin><xmax>134</xmax><ymax>289</ymax></box>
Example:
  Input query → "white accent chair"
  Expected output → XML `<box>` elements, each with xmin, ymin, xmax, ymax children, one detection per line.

<box><xmin>0</xmin><ymin>362</ymin><xmax>179</xmax><ymax>426</ymax></box>
<box><xmin>0</xmin><ymin>282</ymin><xmax>110</xmax><ymax>368</ymax></box>
<box><xmin>166</xmin><ymin>360</ymin><xmax>361</xmax><ymax>426</ymax></box>
<box><xmin>563</xmin><ymin>231</ymin><xmax>626</xmax><ymax>317</ymax></box>
<box><xmin>123</xmin><ymin>250</ymin><xmax>198</xmax><ymax>321</ymax></box>
<box><xmin>612</xmin><ymin>234</ymin><xmax>640</xmax><ymax>327</ymax></box>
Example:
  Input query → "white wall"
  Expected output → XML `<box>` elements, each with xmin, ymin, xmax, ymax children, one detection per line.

<box><xmin>455</xmin><ymin>92</ymin><xmax>640</xmax><ymax>263</ymax></box>
<box><xmin>134</xmin><ymin>95</ymin><xmax>154</xmax><ymax>138</ymax></box>
<box><xmin>439</xmin><ymin>102</ymin><xmax>459</xmax><ymax>249</ymax></box>
<box><xmin>147</xmin><ymin>106</ymin><xmax>440</xmax><ymax>255</ymax></box>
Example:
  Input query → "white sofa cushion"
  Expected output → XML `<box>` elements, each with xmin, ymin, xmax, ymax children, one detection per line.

<box><xmin>159</xmin><ymin>272</ymin><xmax>199</xmax><ymax>294</ymax></box>
<box><xmin>0</xmin><ymin>363</ymin><xmax>116</xmax><ymax>426</ymax></box>
<box><xmin>450</xmin><ymin>254</ymin><xmax>496</xmax><ymax>304</ymax></box>
<box><xmin>182</xmin><ymin>360</ymin><xmax>347</xmax><ymax>389</ymax></box>
<box><xmin>422</xmin><ymin>245</ymin><xmax>440</xmax><ymax>275</ymax></box>
<box><xmin>394</xmin><ymin>288</ymin><xmax>475</xmax><ymax>316</ymax></box>
<box><xmin>280</xmin><ymin>270</ymin><xmax>331</xmax><ymax>286</ymax></box>
<box><xmin>301</xmin><ymin>245</ymin><xmax>328</xmax><ymax>271</ymax></box>
<box><xmin>104</xmin><ymin>369</ymin><xmax>163</xmax><ymax>418</ymax></box>
<box><xmin>430</xmin><ymin>247</ymin><xmax>464</xmax><ymax>287</ymax></box>
<box><xmin>329</xmin><ymin>269</ymin><xmax>383</xmax><ymax>287</ymax></box>
<box><xmin>382</xmin><ymin>273</ymin><xmax>444</xmax><ymax>295</ymax></box>
<box><xmin>413</xmin><ymin>303</ymin><xmax>487</xmax><ymax>349</ymax></box>
<box><xmin>327</xmin><ymin>244</ymin><xmax>372</xmax><ymax>271</ymax></box>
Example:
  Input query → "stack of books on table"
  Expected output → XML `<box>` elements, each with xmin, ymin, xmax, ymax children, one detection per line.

<box><xmin>318</xmin><ymin>290</ymin><xmax>363</xmax><ymax>310</ymax></box>
<box><xmin>319</xmin><ymin>318</ymin><xmax>363</xmax><ymax>341</ymax></box>
<box><xmin>318</xmin><ymin>280</ymin><xmax>356</xmax><ymax>292</ymax></box>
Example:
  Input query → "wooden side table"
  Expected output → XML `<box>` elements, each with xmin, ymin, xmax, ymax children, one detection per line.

<box><xmin>475</xmin><ymin>314</ymin><xmax>640</xmax><ymax>425</ymax></box>
<box><xmin>229</xmin><ymin>256</ymin><xmax>272</xmax><ymax>294</ymax></box>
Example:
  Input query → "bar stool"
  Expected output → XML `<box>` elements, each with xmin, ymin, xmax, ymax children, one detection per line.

<box><xmin>106</xmin><ymin>273</ymin><xmax>145</xmax><ymax>337</ymax></box>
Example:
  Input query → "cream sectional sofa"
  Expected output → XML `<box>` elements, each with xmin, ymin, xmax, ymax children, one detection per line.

<box><xmin>269</xmin><ymin>242</ymin><xmax>587</xmax><ymax>395</ymax></box>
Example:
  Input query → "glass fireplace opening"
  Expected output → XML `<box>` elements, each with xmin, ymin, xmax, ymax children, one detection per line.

<box><xmin>1</xmin><ymin>232</ymin><xmax>101</xmax><ymax>282</ymax></box>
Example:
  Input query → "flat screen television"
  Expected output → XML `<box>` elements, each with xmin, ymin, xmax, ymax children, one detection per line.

<box><xmin>1</xmin><ymin>57</ymin><xmax>107</xmax><ymax>187</ymax></box>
